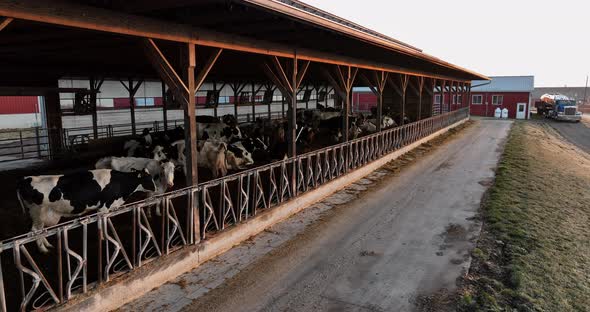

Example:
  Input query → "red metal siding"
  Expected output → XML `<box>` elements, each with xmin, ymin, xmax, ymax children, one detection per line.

<box><xmin>0</xmin><ymin>96</ymin><xmax>39</xmax><ymax>114</ymax></box>
<box><xmin>469</xmin><ymin>92</ymin><xmax>530</xmax><ymax>119</ymax></box>
<box><xmin>352</xmin><ymin>92</ymin><xmax>377</xmax><ymax>111</ymax></box>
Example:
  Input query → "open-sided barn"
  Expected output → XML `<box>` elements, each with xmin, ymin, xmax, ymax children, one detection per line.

<box><xmin>0</xmin><ymin>1</ymin><xmax>485</xmax><ymax>311</ymax></box>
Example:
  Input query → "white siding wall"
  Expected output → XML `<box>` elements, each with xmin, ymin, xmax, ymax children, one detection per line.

<box><xmin>0</xmin><ymin>80</ymin><xmax>335</xmax><ymax>129</ymax></box>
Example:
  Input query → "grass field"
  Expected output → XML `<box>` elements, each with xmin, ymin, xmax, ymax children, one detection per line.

<box><xmin>458</xmin><ymin>121</ymin><xmax>590</xmax><ymax>311</ymax></box>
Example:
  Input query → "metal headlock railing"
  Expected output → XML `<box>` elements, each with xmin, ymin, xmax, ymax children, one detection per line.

<box><xmin>0</xmin><ymin>108</ymin><xmax>468</xmax><ymax>311</ymax></box>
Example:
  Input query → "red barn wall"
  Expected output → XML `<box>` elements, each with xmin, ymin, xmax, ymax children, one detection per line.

<box><xmin>469</xmin><ymin>92</ymin><xmax>530</xmax><ymax>119</ymax></box>
<box><xmin>0</xmin><ymin>96</ymin><xmax>39</xmax><ymax>114</ymax></box>
<box><xmin>352</xmin><ymin>92</ymin><xmax>377</xmax><ymax>111</ymax></box>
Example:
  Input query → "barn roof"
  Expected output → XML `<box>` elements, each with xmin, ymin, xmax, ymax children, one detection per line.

<box><xmin>0</xmin><ymin>0</ymin><xmax>487</xmax><ymax>87</ymax></box>
<box><xmin>471</xmin><ymin>76</ymin><xmax>534</xmax><ymax>93</ymax></box>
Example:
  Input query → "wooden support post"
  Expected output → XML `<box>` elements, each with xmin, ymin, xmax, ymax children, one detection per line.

<box><xmin>161</xmin><ymin>80</ymin><xmax>168</xmax><ymax>130</ymax></box>
<box><xmin>143</xmin><ymin>39</ymin><xmax>209</xmax><ymax>241</ymax></box>
<box><xmin>233</xmin><ymin>85</ymin><xmax>239</xmax><ymax>118</ymax></box>
<box><xmin>262</xmin><ymin>54</ymin><xmax>309</xmax><ymax>193</ymax></box>
<box><xmin>303</xmin><ymin>85</ymin><xmax>309</xmax><ymax>109</ymax></box>
<box><xmin>230</xmin><ymin>82</ymin><xmax>245</xmax><ymax>120</ymax></box>
<box><xmin>44</xmin><ymin>82</ymin><xmax>63</xmax><ymax>159</ymax></box>
<box><xmin>251</xmin><ymin>83</ymin><xmax>256</xmax><ymax>120</ymax></box>
<box><xmin>430</xmin><ymin>79</ymin><xmax>436</xmax><ymax>116</ymax></box>
<box><xmin>450</xmin><ymin>81</ymin><xmax>454</xmax><ymax>112</ymax></box>
<box><xmin>281</xmin><ymin>95</ymin><xmax>285</xmax><ymax>118</ymax></box>
<box><xmin>89</xmin><ymin>77</ymin><xmax>98</xmax><ymax>140</ymax></box>
<box><xmin>443</xmin><ymin>80</ymin><xmax>447</xmax><ymax>114</ymax></box>
<box><xmin>183</xmin><ymin>43</ymin><xmax>198</xmax><ymax>188</ymax></box>
<box><xmin>418</xmin><ymin>76</ymin><xmax>424</xmax><ymax>120</ymax></box>
<box><xmin>467</xmin><ymin>82</ymin><xmax>472</xmax><ymax>115</ymax></box>
<box><xmin>400</xmin><ymin>74</ymin><xmax>409</xmax><ymax>125</ymax></box>
<box><xmin>463</xmin><ymin>83</ymin><xmax>467</xmax><ymax>109</ymax></box>
<box><xmin>322</xmin><ymin>65</ymin><xmax>356</xmax><ymax>142</ymax></box>
<box><xmin>120</xmin><ymin>78</ymin><xmax>143</xmax><ymax>135</ymax></box>
<box><xmin>179</xmin><ymin>43</ymin><xmax>199</xmax><ymax>243</ymax></box>
<box><xmin>89</xmin><ymin>77</ymin><xmax>103</xmax><ymax>140</ymax></box>
<box><xmin>315</xmin><ymin>85</ymin><xmax>319</xmax><ymax>109</ymax></box>
<box><xmin>213</xmin><ymin>81</ymin><xmax>218</xmax><ymax>118</ymax></box>
<box><xmin>449</xmin><ymin>81</ymin><xmax>457</xmax><ymax>112</ymax></box>
<box><xmin>360</xmin><ymin>71</ymin><xmax>387</xmax><ymax>132</ymax></box>
<box><xmin>289</xmin><ymin>61</ymin><xmax>297</xmax><ymax>159</ymax></box>
<box><xmin>266</xmin><ymin>84</ymin><xmax>274</xmax><ymax>119</ymax></box>
<box><xmin>463</xmin><ymin>82</ymin><xmax>468</xmax><ymax>109</ymax></box>
<box><xmin>129</xmin><ymin>79</ymin><xmax>136</xmax><ymax>135</ymax></box>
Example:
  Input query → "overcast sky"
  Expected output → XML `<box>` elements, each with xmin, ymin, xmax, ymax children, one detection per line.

<box><xmin>303</xmin><ymin>0</ymin><xmax>589</xmax><ymax>87</ymax></box>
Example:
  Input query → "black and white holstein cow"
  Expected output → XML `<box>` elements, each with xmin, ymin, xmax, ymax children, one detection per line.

<box><xmin>368</xmin><ymin>116</ymin><xmax>396</xmax><ymax>129</ymax></box>
<box><xmin>197</xmin><ymin>122</ymin><xmax>242</xmax><ymax>143</ymax></box>
<box><xmin>123</xmin><ymin>128</ymin><xmax>153</xmax><ymax>157</ymax></box>
<box><xmin>16</xmin><ymin>169</ymin><xmax>155</xmax><ymax>253</ymax></box>
<box><xmin>166</xmin><ymin>140</ymin><xmax>230</xmax><ymax>178</ymax></box>
<box><xmin>95</xmin><ymin>157</ymin><xmax>176</xmax><ymax>216</ymax></box>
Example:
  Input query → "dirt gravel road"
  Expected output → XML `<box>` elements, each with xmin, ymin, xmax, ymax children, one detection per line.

<box><xmin>122</xmin><ymin>119</ymin><xmax>512</xmax><ymax>312</ymax></box>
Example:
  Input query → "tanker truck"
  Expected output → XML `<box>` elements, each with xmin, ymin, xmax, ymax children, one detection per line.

<box><xmin>537</xmin><ymin>93</ymin><xmax>582</xmax><ymax>122</ymax></box>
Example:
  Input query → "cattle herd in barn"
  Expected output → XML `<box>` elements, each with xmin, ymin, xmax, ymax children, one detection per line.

<box><xmin>15</xmin><ymin>106</ymin><xmax>399</xmax><ymax>252</ymax></box>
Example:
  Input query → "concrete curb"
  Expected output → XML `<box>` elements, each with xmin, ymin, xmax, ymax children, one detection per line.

<box><xmin>57</xmin><ymin>118</ymin><xmax>467</xmax><ymax>312</ymax></box>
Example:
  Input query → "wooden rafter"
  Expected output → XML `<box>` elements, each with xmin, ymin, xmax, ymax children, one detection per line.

<box><xmin>359</xmin><ymin>74</ymin><xmax>378</xmax><ymax>95</ymax></box>
<box><xmin>270</xmin><ymin>56</ymin><xmax>293</xmax><ymax>92</ymax></box>
<box><xmin>93</xmin><ymin>77</ymin><xmax>105</xmax><ymax>91</ymax></box>
<box><xmin>400</xmin><ymin>74</ymin><xmax>409</xmax><ymax>93</ymax></box>
<box><xmin>0</xmin><ymin>16</ymin><xmax>13</xmax><ymax>32</ymax></box>
<box><xmin>374</xmin><ymin>71</ymin><xmax>388</xmax><ymax>93</ymax></box>
<box><xmin>229</xmin><ymin>82</ymin><xmax>246</xmax><ymax>94</ymax></box>
<box><xmin>320</xmin><ymin>68</ymin><xmax>346</xmax><ymax>100</ymax></box>
<box><xmin>361</xmin><ymin>71</ymin><xmax>388</xmax><ymax>96</ymax></box>
<box><xmin>295</xmin><ymin>60</ymin><xmax>310</xmax><ymax>88</ymax></box>
<box><xmin>194</xmin><ymin>48</ymin><xmax>222</xmax><ymax>92</ymax></box>
<box><xmin>386</xmin><ymin>75</ymin><xmax>403</xmax><ymax>97</ymax></box>
<box><xmin>119</xmin><ymin>79</ymin><xmax>130</xmax><ymax>92</ymax></box>
<box><xmin>407</xmin><ymin>76</ymin><xmax>421</xmax><ymax>95</ymax></box>
<box><xmin>142</xmin><ymin>38</ymin><xmax>189</xmax><ymax>105</ymax></box>
<box><xmin>263</xmin><ymin>62</ymin><xmax>291</xmax><ymax>98</ymax></box>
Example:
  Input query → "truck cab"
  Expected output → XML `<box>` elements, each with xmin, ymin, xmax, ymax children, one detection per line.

<box><xmin>540</xmin><ymin>94</ymin><xmax>582</xmax><ymax>122</ymax></box>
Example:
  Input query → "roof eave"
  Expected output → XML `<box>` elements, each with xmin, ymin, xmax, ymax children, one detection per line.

<box><xmin>243</xmin><ymin>0</ymin><xmax>488</xmax><ymax>80</ymax></box>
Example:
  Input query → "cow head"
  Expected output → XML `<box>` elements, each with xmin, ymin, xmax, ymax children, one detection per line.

<box><xmin>296</xmin><ymin>126</ymin><xmax>315</xmax><ymax>146</ymax></box>
<box><xmin>238</xmin><ymin>137</ymin><xmax>268</xmax><ymax>152</ymax></box>
<box><xmin>221</xmin><ymin>126</ymin><xmax>242</xmax><ymax>141</ymax></box>
<box><xmin>226</xmin><ymin>141</ymin><xmax>254</xmax><ymax>170</ymax></box>
<box><xmin>160</xmin><ymin>161</ymin><xmax>176</xmax><ymax>190</ymax></box>
<box><xmin>358</xmin><ymin>120</ymin><xmax>377</xmax><ymax>134</ymax></box>
<box><xmin>349</xmin><ymin>124</ymin><xmax>362</xmax><ymax>140</ymax></box>
<box><xmin>152</xmin><ymin>145</ymin><xmax>168</xmax><ymax>161</ymax></box>
<box><xmin>383</xmin><ymin>116</ymin><xmax>396</xmax><ymax>128</ymax></box>
<box><xmin>222</xmin><ymin>114</ymin><xmax>238</xmax><ymax>127</ymax></box>
<box><xmin>142</xmin><ymin>128</ymin><xmax>153</xmax><ymax>145</ymax></box>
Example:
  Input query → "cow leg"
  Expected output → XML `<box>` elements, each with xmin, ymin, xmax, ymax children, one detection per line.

<box><xmin>40</xmin><ymin>209</ymin><xmax>63</xmax><ymax>251</ymax></box>
<box><xmin>32</xmin><ymin>221</ymin><xmax>50</xmax><ymax>254</ymax></box>
<box><xmin>29</xmin><ymin>206</ymin><xmax>53</xmax><ymax>253</ymax></box>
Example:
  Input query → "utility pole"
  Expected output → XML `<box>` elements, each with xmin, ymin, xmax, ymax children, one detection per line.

<box><xmin>583</xmin><ymin>75</ymin><xmax>588</xmax><ymax>105</ymax></box>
